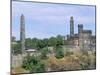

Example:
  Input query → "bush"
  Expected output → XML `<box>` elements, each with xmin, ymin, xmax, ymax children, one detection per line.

<box><xmin>12</xmin><ymin>42</ymin><xmax>21</xmax><ymax>55</ymax></box>
<box><xmin>40</xmin><ymin>47</ymin><xmax>48</xmax><ymax>59</ymax></box>
<box><xmin>22</xmin><ymin>55</ymin><xmax>39</xmax><ymax>70</ymax></box>
<box><xmin>30</xmin><ymin>62</ymin><xmax>45</xmax><ymax>73</ymax></box>
<box><xmin>22</xmin><ymin>55</ymin><xmax>45</xmax><ymax>73</ymax></box>
<box><xmin>55</xmin><ymin>46</ymin><xmax>64</xmax><ymax>59</ymax></box>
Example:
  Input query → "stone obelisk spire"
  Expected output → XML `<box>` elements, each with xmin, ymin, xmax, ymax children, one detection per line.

<box><xmin>70</xmin><ymin>16</ymin><xmax>74</xmax><ymax>37</ymax></box>
<box><xmin>20</xmin><ymin>14</ymin><xmax>25</xmax><ymax>54</ymax></box>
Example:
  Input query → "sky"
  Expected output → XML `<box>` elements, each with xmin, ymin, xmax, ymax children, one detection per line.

<box><xmin>12</xmin><ymin>1</ymin><xmax>96</xmax><ymax>40</ymax></box>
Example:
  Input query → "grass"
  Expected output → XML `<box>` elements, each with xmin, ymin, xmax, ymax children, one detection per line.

<box><xmin>12</xmin><ymin>67</ymin><xmax>29</xmax><ymax>74</ymax></box>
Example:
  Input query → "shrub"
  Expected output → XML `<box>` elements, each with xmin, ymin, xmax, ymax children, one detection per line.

<box><xmin>22</xmin><ymin>55</ymin><xmax>45</xmax><ymax>73</ymax></box>
<box><xmin>55</xmin><ymin>46</ymin><xmax>64</xmax><ymax>59</ymax></box>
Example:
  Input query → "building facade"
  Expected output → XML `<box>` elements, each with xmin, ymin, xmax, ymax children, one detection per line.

<box><xmin>66</xmin><ymin>17</ymin><xmax>96</xmax><ymax>50</ymax></box>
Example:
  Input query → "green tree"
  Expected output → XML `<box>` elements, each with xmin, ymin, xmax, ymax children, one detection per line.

<box><xmin>25</xmin><ymin>38</ymin><xmax>33</xmax><ymax>49</ymax></box>
<box><xmin>22</xmin><ymin>55</ymin><xmax>45</xmax><ymax>73</ymax></box>
<box><xmin>30</xmin><ymin>62</ymin><xmax>45</xmax><ymax>73</ymax></box>
<box><xmin>55</xmin><ymin>46</ymin><xmax>64</xmax><ymax>59</ymax></box>
<box><xmin>56</xmin><ymin>35</ymin><xmax>64</xmax><ymax>46</ymax></box>
<box><xmin>22</xmin><ymin>55</ymin><xmax>39</xmax><ymax>70</ymax></box>
<box><xmin>48</xmin><ymin>37</ymin><xmax>57</xmax><ymax>47</ymax></box>
<box><xmin>40</xmin><ymin>47</ymin><xmax>48</xmax><ymax>59</ymax></box>
<box><xmin>42</xmin><ymin>38</ymin><xmax>48</xmax><ymax>47</ymax></box>
<box><xmin>12</xmin><ymin>41</ymin><xmax>21</xmax><ymax>55</ymax></box>
<box><xmin>36</xmin><ymin>40</ymin><xmax>45</xmax><ymax>50</ymax></box>
<box><xmin>32</xmin><ymin>38</ymin><xmax>39</xmax><ymax>49</ymax></box>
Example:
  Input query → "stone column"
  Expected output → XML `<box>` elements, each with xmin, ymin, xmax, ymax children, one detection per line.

<box><xmin>70</xmin><ymin>16</ymin><xmax>74</xmax><ymax>37</ymax></box>
<box><xmin>78</xmin><ymin>24</ymin><xmax>83</xmax><ymax>50</ymax></box>
<box><xmin>20</xmin><ymin>14</ymin><xmax>25</xmax><ymax>54</ymax></box>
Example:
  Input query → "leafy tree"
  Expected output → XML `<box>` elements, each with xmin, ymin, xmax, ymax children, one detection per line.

<box><xmin>40</xmin><ymin>47</ymin><xmax>48</xmax><ymax>59</ymax></box>
<box><xmin>24</xmin><ymin>35</ymin><xmax>64</xmax><ymax>50</ymax></box>
<box><xmin>22</xmin><ymin>55</ymin><xmax>45</xmax><ymax>73</ymax></box>
<box><xmin>12</xmin><ymin>41</ymin><xmax>21</xmax><ymax>55</ymax></box>
<box><xmin>32</xmin><ymin>38</ymin><xmax>41</xmax><ymax>49</ymax></box>
<box><xmin>48</xmin><ymin>37</ymin><xmax>57</xmax><ymax>47</ymax></box>
<box><xmin>56</xmin><ymin>35</ymin><xmax>64</xmax><ymax>46</ymax></box>
<box><xmin>42</xmin><ymin>38</ymin><xmax>48</xmax><ymax>47</ymax></box>
<box><xmin>22</xmin><ymin>55</ymin><xmax>39</xmax><ymax>70</ymax></box>
<box><xmin>30</xmin><ymin>62</ymin><xmax>45</xmax><ymax>73</ymax></box>
<box><xmin>55</xmin><ymin>46</ymin><xmax>64</xmax><ymax>59</ymax></box>
<box><xmin>25</xmin><ymin>38</ymin><xmax>33</xmax><ymax>49</ymax></box>
<box><xmin>36</xmin><ymin>40</ymin><xmax>45</xmax><ymax>50</ymax></box>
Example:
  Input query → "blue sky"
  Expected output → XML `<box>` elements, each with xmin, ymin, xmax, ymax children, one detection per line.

<box><xmin>12</xmin><ymin>1</ymin><xmax>96</xmax><ymax>40</ymax></box>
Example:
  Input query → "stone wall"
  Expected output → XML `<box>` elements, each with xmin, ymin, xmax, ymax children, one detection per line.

<box><xmin>12</xmin><ymin>54</ymin><xmax>23</xmax><ymax>68</ymax></box>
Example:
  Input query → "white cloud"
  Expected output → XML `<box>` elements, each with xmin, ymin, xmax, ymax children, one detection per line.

<box><xmin>12</xmin><ymin>1</ymin><xmax>95</xmax><ymax>39</ymax></box>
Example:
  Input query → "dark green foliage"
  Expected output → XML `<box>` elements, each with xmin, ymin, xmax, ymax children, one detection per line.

<box><xmin>48</xmin><ymin>35</ymin><xmax>64</xmax><ymax>47</ymax></box>
<box><xmin>56</xmin><ymin>35</ymin><xmax>64</xmax><ymax>46</ymax></box>
<box><xmin>55</xmin><ymin>46</ymin><xmax>64</xmax><ymax>59</ymax></box>
<box><xmin>48</xmin><ymin>37</ymin><xmax>57</xmax><ymax>46</ymax></box>
<box><xmin>22</xmin><ymin>55</ymin><xmax>45</xmax><ymax>73</ymax></box>
<box><xmin>12</xmin><ymin>35</ymin><xmax>64</xmax><ymax>55</ymax></box>
<box><xmin>22</xmin><ymin>55</ymin><xmax>39</xmax><ymax>70</ymax></box>
<box><xmin>40</xmin><ymin>47</ymin><xmax>48</xmax><ymax>59</ymax></box>
<box><xmin>25</xmin><ymin>38</ymin><xmax>33</xmax><ymax>49</ymax></box>
<box><xmin>12</xmin><ymin>41</ymin><xmax>21</xmax><ymax>55</ymax></box>
<box><xmin>36</xmin><ymin>40</ymin><xmax>45</xmax><ymax>49</ymax></box>
<box><xmin>30</xmin><ymin>62</ymin><xmax>45</xmax><ymax>73</ymax></box>
<box><xmin>42</xmin><ymin>38</ymin><xmax>49</xmax><ymax>47</ymax></box>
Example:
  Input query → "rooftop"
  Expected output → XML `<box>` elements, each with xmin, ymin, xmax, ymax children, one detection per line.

<box><xmin>25</xmin><ymin>49</ymin><xmax>36</xmax><ymax>52</ymax></box>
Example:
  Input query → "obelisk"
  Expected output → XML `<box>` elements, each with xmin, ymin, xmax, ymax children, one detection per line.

<box><xmin>20</xmin><ymin>14</ymin><xmax>25</xmax><ymax>54</ymax></box>
<box><xmin>70</xmin><ymin>16</ymin><xmax>74</xmax><ymax>37</ymax></box>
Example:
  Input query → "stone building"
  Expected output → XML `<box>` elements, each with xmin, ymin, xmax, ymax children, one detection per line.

<box><xmin>66</xmin><ymin>16</ymin><xmax>96</xmax><ymax>50</ymax></box>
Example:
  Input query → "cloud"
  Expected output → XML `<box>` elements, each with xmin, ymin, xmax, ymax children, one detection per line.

<box><xmin>12</xmin><ymin>1</ymin><xmax>95</xmax><ymax>23</ymax></box>
<box><xmin>12</xmin><ymin>1</ymin><xmax>95</xmax><ymax>40</ymax></box>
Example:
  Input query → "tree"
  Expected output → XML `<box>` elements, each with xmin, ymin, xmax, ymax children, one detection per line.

<box><xmin>40</xmin><ymin>47</ymin><xmax>48</xmax><ymax>59</ymax></box>
<box><xmin>30</xmin><ymin>62</ymin><xmax>45</xmax><ymax>73</ymax></box>
<box><xmin>12</xmin><ymin>41</ymin><xmax>21</xmax><ymax>55</ymax></box>
<box><xmin>48</xmin><ymin>37</ymin><xmax>57</xmax><ymax>47</ymax></box>
<box><xmin>25</xmin><ymin>38</ymin><xmax>33</xmax><ymax>49</ymax></box>
<box><xmin>22</xmin><ymin>55</ymin><xmax>39</xmax><ymax>70</ymax></box>
<box><xmin>36</xmin><ymin>40</ymin><xmax>45</xmax><ymax>50</ymax></box>
<box><xmin>32</xmin><ymin>38</ymin><xmax>40</xmax><ymax>49</ymax></box>
<box><xmin>55</xmin><ymin>46</ymin><xmax>64</xmax><ymax>59</ymax></box>
<box><xmin>22</xmin><ymin>55</ymin><xmax>45</xmax><ymax>73</ymax></box>
<box><xmin>56</xmin><ymin>35</ymin><xmax>64</xmax><ymax>46</ymax></box>
<box><xmin>42</xmin><ymin>38</ymin><xmax>48</xmax><ymax>47</ymax></box>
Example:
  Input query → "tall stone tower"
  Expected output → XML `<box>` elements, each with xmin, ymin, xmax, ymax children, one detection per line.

<box><xmin>78</xmin><ymin>24</ymin><xmax>83</xmax><ymax>34</ymax></box>
<box><xmin>70</xmin><ymin>16</ymin><xmax>74</xmax><ymax>37</ymax></box>
<box><xmin>20</xmin><ymin>14</ymin><xmax>25</xmax><ymax>54</ymax></box>
<box><xmin>78</xmin><ymin>24</ymin><xmax>83</xmax><ymax>49</ymax></box>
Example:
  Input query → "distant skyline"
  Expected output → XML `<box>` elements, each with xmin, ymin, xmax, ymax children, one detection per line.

<box><xmin>12</xmin><ymin>1</ymin><xmax>96</xmax><ymax>40</ymax></box>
